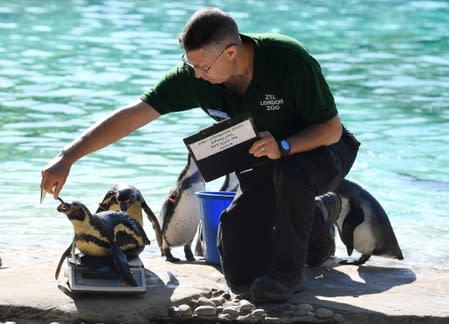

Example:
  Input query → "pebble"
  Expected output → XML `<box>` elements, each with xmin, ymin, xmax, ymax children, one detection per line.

<box><xmin>293</xmin><ymin>309</ymin><xmax>306</xmax><ymax>316</ymax></box>
<box><xmin>264</xmin><ymin>316</ymin><xmax>281</xmax><ymax>323</ymax></box>
<box><xmin>177</xmin><ymin>304</ymin><xmax>193</xmax><ymax>317</ymax></box>
<box><xmin>333</xmin><ymin>313</ymin><xmax>346</xmax><ymax>322</ymax></box>
<box><xmin>222</xmin><ymin>305</ymin><xmax>240</xmax><ymax>318</ymax></box>
<box><xmin>167</xmin><ymin>305</ymin><xmax>179</xmax><ymax>318</ymax></box>
<box><xmin>197</xmin><ymin>296</ymin><xmax>216</xmax><ymax>307</ymax></box>
<box><xmin>167</xmin><ymin>289</ymin><xmax>341</xmax><ymax>323</ymax></box>
<box><xmin>315</xmin><ymin>307</ymin><xmax>334</xmax><ymax>319</ymax></box>
<box><xmin>238</xmin><ymin>299</ymin><xmax>256</xmax><ymax>314</ymax></box>
<box><xmin>211</xmin><ymin>295</ymin><xmax>226</xmax><ymax>306</ymax></box>
<box><xmin>218</xmin><ymin>313</ymin><xmax>233</xmax><ymax>321</ymax></box>
<box><xmin>296</xmin><ymin>303</ymin><xmax>314</xmax><ymax>313</ymax></box>
<box><xmin>251</xmin><ymin>308</ymin><xmax>267</xmax><ymax>317</ymax></box>
<box><xmin>194</xmin><ymin>305</ymin><xmax>217</xmax><ymax>317</ymax></box>
<box><xmin>237</xmin><ymin>313</ymin><xmax>261</xmax><ymax>322</ymax></box>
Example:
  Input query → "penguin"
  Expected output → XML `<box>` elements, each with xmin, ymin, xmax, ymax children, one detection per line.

<box><xmin>96</xmin><ymin>183</ymin><xmax>163</xmax><ymax>254</ymax></box>
<box><xmin>219</xmin><ymin>172</ymin><xmax>240</xmax><ymax>192</ymax></box>
<box><xmin>56</xmin><ymin>197</ymin><xmax>150</xmax><ymax>286</ymax></box>
<box><xmin>334</xmin><ymin>179</ymin><xmax>404</xmax><ymax>265</ymax></box>
<box><xmin>159</xmin><ymin>153</ymin><xmax>205</xmax><ymax>262</ymax></box>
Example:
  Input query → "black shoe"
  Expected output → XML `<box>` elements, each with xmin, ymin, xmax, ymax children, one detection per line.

<box><xmin>308</xmin><ymin>193</ymin><xmax>341</xmax><ymax>266</ymax></box>
<box><xmin>250</xmin><ymin>269</ymin><xmax>304</xmax><ymax>303</ymax></box>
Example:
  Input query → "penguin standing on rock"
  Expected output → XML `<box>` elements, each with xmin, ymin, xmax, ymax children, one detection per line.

<box><xmin>159</xmin><ymin>154</ymin><xmax>205</xmax><ymax>262</ymax></box>
<box><xmin>96</xmin><ymin>183</ymin><xmax>163</xmax><ymax>254</ymax></box>
<box><xmin>334</xmin><ymin>179</ymin><xmax>404</xmax><ymax>265</ymax></box>
<box><xmin>56</xmin><ymin>198</ymin><xmax>150</xmax><ymax>286</ymax></box>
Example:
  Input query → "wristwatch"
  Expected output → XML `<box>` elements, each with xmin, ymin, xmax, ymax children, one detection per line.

<box><xmin>279</xmin><ymin>139</ymin><xmax>291</xmax><ymax>158</ymax></box>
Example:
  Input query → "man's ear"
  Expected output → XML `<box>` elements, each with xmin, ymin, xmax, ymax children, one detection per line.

<box><xmin>225</xmin><ymin>44</ymin><xmax>238</xmax><ymax>60</ymax></box>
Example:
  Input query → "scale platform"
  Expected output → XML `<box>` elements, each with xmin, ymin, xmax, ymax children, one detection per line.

<box><xmin>65</xmin><ymin>254</ymin><xmax>146</xmax><ymax>294</ymax></box>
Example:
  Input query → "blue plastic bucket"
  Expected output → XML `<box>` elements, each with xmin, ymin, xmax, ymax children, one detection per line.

<box><xmin>195</xmin><ymin>191</ymin><xmax>236</xmax><ymax>265</ymax></box>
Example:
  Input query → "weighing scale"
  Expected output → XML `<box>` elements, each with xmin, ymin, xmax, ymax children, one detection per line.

<box><xmin>64</xmin><ymin>253</ymin><xmax>146</xmax><ymax>294</ymax></box>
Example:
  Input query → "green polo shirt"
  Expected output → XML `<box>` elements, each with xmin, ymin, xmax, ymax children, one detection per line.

<box><xmin>140</xmin><ymin>33</ymin><xmax>337</xmax><ymax>140</ymax></box>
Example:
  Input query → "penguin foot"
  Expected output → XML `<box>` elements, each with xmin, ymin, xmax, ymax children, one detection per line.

<box><xmin>164</xmin><ymin>248</ymin><xmax>181</xmax><ymax>263</ymax></box>
<box><xmin>184</xmin><ymin>245</ymin><xmax>196</xmax><ymax>261</ymax></box>
<box><xmin>339</xmin><ymin>254</ymin><xmax>370</xmax><ymax>266</ymax></box>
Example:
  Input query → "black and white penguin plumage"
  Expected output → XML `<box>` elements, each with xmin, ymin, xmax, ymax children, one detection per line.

<box><xmin>334</xmin><ymin>179</ymin><xmax>404</xmax><ymax>265</ymax></box>
<box><xmin>56</xmin><ymin>198</ymin><xmax>150</xmax><ymax>286</ymax></box>
<box><xmin>159</xmin><ymin>154</ymin><xmax>205</xmax><ymax>262</ymax></box>
<box><xmin>96</xmin><ymin>183</ymin><xmax>163</xmax><ymax>254</ymax></box>
<box><xmin>219</xmin><ymin>172</ymin><xmax>240</xmax><ymax>192</ymax></box>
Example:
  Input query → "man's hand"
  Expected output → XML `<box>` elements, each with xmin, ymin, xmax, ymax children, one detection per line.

<box><xmin>40</xmin><ymin>153</ymin><xmax>72</xmax><ymax>200</ymax></box>
<box><xmin>249</xmin><ymin>131</ymin><xmax>282</xmax><ymax>160</ymax></box>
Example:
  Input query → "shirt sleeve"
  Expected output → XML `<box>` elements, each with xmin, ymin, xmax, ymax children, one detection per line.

<box><xmin>294</xmin><ymin>51</ymin><xmax>338</xmax><ymax>124</ymax></box>
<box><xmin>140</xmin><ymin>64</ymin><xmax>198</xmax><ymax>115</ymax></box>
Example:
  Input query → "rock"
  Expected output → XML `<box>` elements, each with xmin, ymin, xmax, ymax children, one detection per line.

<box><xmin>177</xmin><ymin>304</ymin><xmax>192</xmax><ymax>317</ymax></box>
<box><xmin>238</xmin><ymin>299</ymin><xmax>256</xmax><ymax>314</ymax></box>
<box><xmin>194</xmin><ymin>305</ymin><xmax>217</xmax><ymax>317</ymax></box>
<box><xmin>293</xmin><ymin>309</ymin><xmax>306</xmax><ymax>316</ymax></box>
<box><xmin>197</xmin><ymin>296</ymin><xmax>216</xmax><ymax>307</ymax></box>
<box><xmin>333</xmin><ymin>313</ymin><xmax>346</xmax><ymax>322</ymax></box>
<box><xmin>167</xmin><ymin>305</ymin><xmax>179</xmax><ymax>318</ymax></box>
<box><xmin>211</xmin><ymin>288</ymin><xmax>226</xmax><ymax>297</ymax></box>
<box><xmin>251</xmin><ymin>308</ymin><xmax>267</xmax><ymax>317</ymax></box>
<box><xmin>264</xmin><ymin>316</ymin><xmax>281</xmax><ymax>323</ymax></box>
<box><xmin>218</xmin><ymin>313</ymin><xmax>233</xmax><ymax>321</ymax></box>
<box><xmin>236</xmin><ymin>313</ymin><xmax>260</xmax><ymax>322</ymax></box>
<box><xmin>315</xmin><ymin>307</ymin><xmax>334</xmax><ymax>319</ymax></box>
<box><xmin>211</xmin><ymin>295</ymin><xmax>226</xmax><ymax>306</ymax></box>
<box><xmin>296</xmin><ymin>303</ymin><xmax>314</xmax><ymax>313</ymax></box>
<box><xmin>222</xmin><ymin>305</ymin><xmax>240</xmax><ymax>318</ymax></box>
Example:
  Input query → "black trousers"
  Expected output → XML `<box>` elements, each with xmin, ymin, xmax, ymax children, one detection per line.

<box><xmin>217</xmin><ymin>127</ymin><xmax>360</xmax><ymax>288</ymax></box>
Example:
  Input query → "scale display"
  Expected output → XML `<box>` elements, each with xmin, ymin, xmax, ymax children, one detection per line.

<box><xmin>66</xmin><ymin>256</ymin><xmax>146</xmax><ymax>293</ymax></box>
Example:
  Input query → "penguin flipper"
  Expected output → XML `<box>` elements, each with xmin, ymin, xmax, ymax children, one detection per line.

<box><xmin>141</xmin><ymin>197</ymin><xmax>163</xmax><ymax>252</ymax></box>
<box><xmin>341</xmin><ymin>206</ymin><xmax>365</xmax><ymax>256</ymax></box>
<box><xmin>194</xmin><ymin>223</ymin><xmax>204</xmax><ymax>257</ymax></box>
<box><xmin>55</xmin><ymin>242</ymin><xmax>73</xmax><ymax>280</ymax></box>
<box><xmin>96</xmin><ymin>187</ymin><xmax>117</xmax><ymax>213</ymax></box>
<box><xmin>110</xmin><ymin>241</ymin><xmax>137</xmax><ymax>286</ymax></box>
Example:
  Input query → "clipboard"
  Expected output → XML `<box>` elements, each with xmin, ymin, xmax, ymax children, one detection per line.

<box><xmin>183</xmin><ymin>112</ymin><xmax>266</xmax><ymax>182</ymax></box>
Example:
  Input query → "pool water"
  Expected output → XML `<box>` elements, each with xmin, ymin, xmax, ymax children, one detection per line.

<box><xmin>0</xmin><ymin>0</ymin><xmax>448</xmax><ymax>268</ymax></box>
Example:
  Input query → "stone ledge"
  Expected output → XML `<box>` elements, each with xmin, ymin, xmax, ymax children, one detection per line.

<box><xmin>0</xmin><ymin>248</ymin><xmax>448</xmax><ymax>323</ymax></box>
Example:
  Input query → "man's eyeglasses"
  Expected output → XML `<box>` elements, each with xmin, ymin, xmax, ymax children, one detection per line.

<box><xmin>181</xmin><ymin>44</ymin><xmax>234</xmax><ymax>73</ymax></box>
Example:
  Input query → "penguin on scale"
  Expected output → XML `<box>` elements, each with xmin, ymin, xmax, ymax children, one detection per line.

<box><xmin>55</xmin><ymin>197</ymin><xmax>150</xmax><ymax>292</ymax></box>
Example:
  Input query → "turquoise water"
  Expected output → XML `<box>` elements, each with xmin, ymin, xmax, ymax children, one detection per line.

<box><xmin>1</xmin><ymin>1</ymin><xmax>448</xmax><ymax>268</ymax></box>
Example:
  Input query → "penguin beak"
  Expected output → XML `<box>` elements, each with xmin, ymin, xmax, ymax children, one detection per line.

<box><xmin>119</xmin><ymin>201</ymin><xmax>129</xmax><ymax>212</ymax></box>
<box><xmin>56</xmin><ymin>197</ymin><xmax>69</xmax><ymax>213</ymax></box>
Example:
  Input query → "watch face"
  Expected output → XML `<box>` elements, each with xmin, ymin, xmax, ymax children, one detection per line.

<box><xmin>281</xmin><ymin>140</ymin><xmax>290</xmax><ymax>150</ymax></box>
